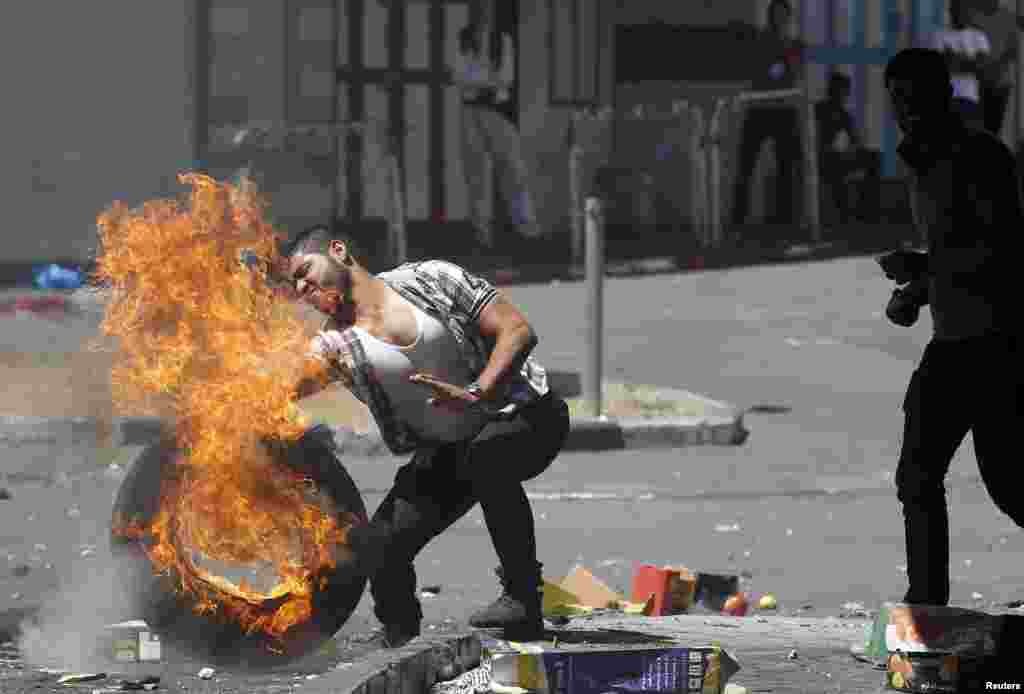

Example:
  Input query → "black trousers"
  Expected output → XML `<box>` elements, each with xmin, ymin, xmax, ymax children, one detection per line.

<box><xmin>348</xmin><ymin>392</ymin><xmax>570</xmax><ymax>625</ymax></box>
<box><xmin>981</xmin><ymin>82</ymin><xmax>1012</xmax><ymax>136</ymax></box>
<box><xmin>820</xmin><ymin>148</ymin><xmax>881</xmax><ymax>224</ymax></box>
<box><xmin>896</xmin><ymin>333</ymin><xmax>1024</xmax><ymax>605</ymax></box>
<box><xmin>731</xmin><ymin>107</ymin><xmax>802</xmax><ymax>227</ymax></box>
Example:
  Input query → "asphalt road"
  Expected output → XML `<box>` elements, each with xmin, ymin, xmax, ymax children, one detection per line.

<box><xmin>3</xmin><ymin>257</ymin><xmax>1023</xmax><ymax>690</ymax></box>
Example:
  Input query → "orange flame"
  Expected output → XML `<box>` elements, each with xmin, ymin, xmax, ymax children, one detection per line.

<box><xmin>96</xmin><ymin>174</ymin><xmax>348</xmax><ymax>650</ymax></box>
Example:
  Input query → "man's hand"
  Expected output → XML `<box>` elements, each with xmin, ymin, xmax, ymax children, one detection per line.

<box><xmin>877</xmin><ymin>250</ymin><xmax>929</xmax><ymax>284</ymax></box>
<box><xmin>410</xmin><ymin>373</ymin><xmax>484</xmax><ymax>413</ymax></box>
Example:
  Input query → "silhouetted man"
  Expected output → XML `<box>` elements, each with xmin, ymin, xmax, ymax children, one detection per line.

<box><xmin>814</xmin><ymin>70</ymin><xmax>881</xmax><ymax>224</ymax></box>
<box><xmin>880</xmin><ymin>48</ymin><xmax>1024</xmax><ymax>606</ymax></box>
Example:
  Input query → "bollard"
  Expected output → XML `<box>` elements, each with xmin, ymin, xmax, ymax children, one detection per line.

<box><xmin>707</xmin><ymin>98</ymin><xmax>729</xmax><ymax>247</ymax></box>
<box><xmin>802</xmin><ymin>92</ymin><xmax>821</xmax><ymax>242</ymax></box>
<box><xmin>568</xmin><ymin>116</ymin><xmax>585</xmax><ymax>269</ymax></box>
<box><xmin>584</xmin><ymin>196</ymin><xmax>605</xmax><ymax>417</ymax></box>
<box><xmin>385</xmin><ymin>134</ymin><xmax>408</xmax><ymax>265</ymax></box>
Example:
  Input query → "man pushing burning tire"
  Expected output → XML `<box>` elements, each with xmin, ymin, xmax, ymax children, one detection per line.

<box><xmin>287</xmin><ymin>226</ymin><xmax>570</xmax><ymax>647</ymax></box>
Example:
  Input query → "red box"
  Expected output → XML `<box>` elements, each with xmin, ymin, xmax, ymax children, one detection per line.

<box><xmin>631</xmin><ymin>565</ymin><xmax>695</xmax><ymax>616</ymax></box>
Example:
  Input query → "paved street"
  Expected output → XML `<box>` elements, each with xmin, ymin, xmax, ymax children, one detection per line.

<box><xmin>3</xmin><ymin>256</ymin><xmax>1023</xmax><ymax>691</ymax></box>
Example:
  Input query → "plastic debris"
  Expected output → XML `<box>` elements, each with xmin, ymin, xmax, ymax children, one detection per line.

<box><xmin>971</xmin><ymin>592</ymin><xmax>984</xmax><ymax>601</ymax></box>
<box><xmin>197</xmin><ymin>667</ymin><xmax>215</xmax><ymax>680</ymax></box>
<box><xmin>714</xmin><ymin>523</ymin><xmax>742</xmax><ymax>533</ymax></box>
<box><xmin>66</xmin><ymin>506</ymin><xmax>81</xmax><ymax>519</ymax></box>
<box><xmin>787</xmin><ymin>650</ymin><xmax>798</xmax><ymax>660</ymax></box>
<box><xmin>58</xmin><ymin>673</ymin><xmax>106</xmax><ymax>685</ymax></box>
<box><xmin>34</xmin><ymin>264</ymin><xmax>83</xmax><ymax>290</ymax></box>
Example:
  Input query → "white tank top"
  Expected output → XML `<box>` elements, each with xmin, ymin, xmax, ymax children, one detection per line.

<box><xmin>351</xmin><ymin>297</ymin><xmax>490</xmax><ymax>443</ymax></box>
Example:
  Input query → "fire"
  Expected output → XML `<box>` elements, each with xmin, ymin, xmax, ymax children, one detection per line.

<box><xmin>96</xmin><ymin>174</ymin><xmax>357</xmax><ymax>652</ymax></box>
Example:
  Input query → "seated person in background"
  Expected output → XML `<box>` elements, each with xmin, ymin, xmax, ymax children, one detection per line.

<box><xmin>814</xmin><ymin>71</ymin><xmax>882</xmax><ymax>224</ymax></box>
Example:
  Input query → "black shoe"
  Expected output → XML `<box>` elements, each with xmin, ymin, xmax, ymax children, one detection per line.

<box><xmin>468</xmin><ymin>565</ymin><xmax>545</xmax><ymax>641</ymax></box>
<box><xmin>369</xmin><ymin>620</ymin><xmax>421</xmax><ymax>649</ymax></box>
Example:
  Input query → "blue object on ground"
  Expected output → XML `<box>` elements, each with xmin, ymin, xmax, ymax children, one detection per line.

<box><xmin>33</xmin><ymin>264</ymin><xmax>83</xmax><ymax>290</ymax></box>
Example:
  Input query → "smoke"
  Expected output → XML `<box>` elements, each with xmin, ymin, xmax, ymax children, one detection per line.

<box><xmin>17</xmin><ymin>551</ymin><xmax>145</xmax><ymax>672</ymax></box>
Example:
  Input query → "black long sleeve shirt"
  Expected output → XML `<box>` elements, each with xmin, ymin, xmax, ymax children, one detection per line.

<box><xmin>898</xmin><ymin>117</ymin><xmax>1022</xmax><ymax>340</ymax></box>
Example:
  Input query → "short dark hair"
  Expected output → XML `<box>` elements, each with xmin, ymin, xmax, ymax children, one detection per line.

<box><xmin>283</xmin><ymin>224</ymin><xmax>362</xmax><ymax>264</ymax></box>
<box><xmin>884</xmin><ymin>48</ymin><xmax>952</xmax><ymax>92</ymax></box>
<box><xmin>828</xmin><ymin>70</ymin><xmax>852</xmax><ymax>90</ymax></box>
<box><xmin>768</xmin><ymin>0</ymin><xmax>793</xmax><ymax>18</ymax></box>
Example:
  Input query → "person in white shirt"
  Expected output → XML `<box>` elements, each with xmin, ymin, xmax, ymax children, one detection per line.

<box><xmin>452</xmin><ymin>1</ymin><xmax>542</xmax><ymax>247</ymax></box>
<box><xmin>928</xmin><ymin>0</ymin><xmax>991</xmax><ymax>130</ymax></box>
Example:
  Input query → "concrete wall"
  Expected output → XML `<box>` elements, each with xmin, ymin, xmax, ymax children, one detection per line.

<box><xmin>0</xmin><ymin>2</ymin><xmax>196</xmax><ymax>265</ymax></box>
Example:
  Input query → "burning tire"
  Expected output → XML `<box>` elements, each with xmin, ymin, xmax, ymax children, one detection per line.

<box><xmin>110</xmin><ymin>425</ymin><xmax>367</xmax><ymax>667</ymax></box>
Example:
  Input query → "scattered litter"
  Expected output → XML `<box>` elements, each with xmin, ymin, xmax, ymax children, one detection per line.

<box><xmin>420</xmin><ymin>585</ymin><xmax>442</xmax><ymax>596</ymax></box>
<box><xmin>197</xmin><ymin>667</ymin><xmax>215</xmax><ymax>680</ymax></box>
<box><xmin>66</xmin><ymin>506</ymin><xmax>81</xmax><ymax>519</ymax></box>
<box><xmin>118</xmin><ymin>676</ymin><xmax>160</xmax><ymax>690</ymax></box>
<box><xmin>971</xmin><ymin>592</ymin><xmax>984</xmax><ymax>601</ymax></box>
<box><xmin>785</xmin><ymin>528</ymin><xmax>794</xmax><ymax>537</ymax></box>
<box><xmin>34</xmin><ymin>264</ymin><xmax>83</xmax><ymax>290</ymax></box>
<box><xmin>787</xmin><ymin>650</ymin><xmax>798</xmax><ymax>660</ymax></box>
<box><xmin>80</xmin><ymin>548</ymin><xmax>96</xmax><ymax>558</ymax></box>
<box><xmin>784</xmin><ymin>338</ymin><xmax>803</xmax><ymax>348</ymax></box>
<box><xmin>33</xmin><ymin>543</ymin><xmax>47</xmax><ymax>553</ymax></box>
<box><xmin>722</xmin><ymin>593</ymin><xmax>749</xmax><ymax>616</ymax></box>
<box><xmin>10</xmin><ymin>593</ymin><xmax>21</xmax><ymax>600</ymax></box>
<box><xmin>306</xmin><ymin>674</ymin><xmax>320</xmax><ymax>680</ymax></box>
<box><xmin>1005</xmin><ymin>600</ymin><xmax>1024</xmax><ymax>609</ymax></box>
<box><xmin>58</xmin><ymin>673</ymin><xmax>106</xmax><ymax>685</ymax></box>
<box><xmin>842</xmin><ymin>602</ymin><xmax>868</xmax><ymax>617</ymax></box>
<box><xmin>742</xmin><ymin>551</ymin><xmax>751</xmax><ymax>559</ymax></box>
<box><xmin>964</xmin><ymin>559</ymin><xmax>973</xmax><ymax>568</ymax></box>
<box><xmin>336</xmin><ymin>663</ymin><xmax>354</xmax><ymax>670</ymax></box>
<box><xmin>714</xmin><ymin>523</ymin><xmax>741</xmax><ymax>533</ymax></box>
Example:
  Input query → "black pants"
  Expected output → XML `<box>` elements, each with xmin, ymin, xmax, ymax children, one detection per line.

<box><xmin>731</xmin><ymin>106</ymin><xmax>802</xmax><ymax>227</ymax></box>
<box><xmin>348</xmin><ymin>392</ymin><xmax>570</xmax><ymax>625</ymax></box>
<box><xmin>896</xmin><ymin>333</ymin><xmax>1024</xmax><ymax>605</ymax></box>
<box><xmin>981</xmin><ymin>83</ymin><xmax>1012</xmax><ymax>136</ymax></box>
<box><xmin>820</xmin><ymin>148</ymin><xmax>881</xmax><ymax>224</ymax></box>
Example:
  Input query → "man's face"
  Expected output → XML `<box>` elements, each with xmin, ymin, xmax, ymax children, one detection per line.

<box><xmin>287</xmin><ymin>243</ymin><xmax>352</xmax><ymax>318</ymax></box>
<box><xmin>887</xmin><ymin>77</ymin><xmax>949</xmax><ymax>141</ymax></box>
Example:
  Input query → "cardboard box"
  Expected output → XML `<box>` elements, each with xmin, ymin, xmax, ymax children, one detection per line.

<box><xmin>632</xmin><ymin>565</ymin><xmax>696</xmax><ymax>616</ymax></box>
<box><xmin>485</xmin><ymin>639</ymin><xmax>740</xmax><ymax>694</ymax></box>
<box><xmin>882</xmin><ymin>605</ymin><xmax>1002</xmax><ymax>656</ymax></box>
<box><xmin>101</xmin><ymin>620</ymin><xmax>162</xmax><ymax>663</ymax></box>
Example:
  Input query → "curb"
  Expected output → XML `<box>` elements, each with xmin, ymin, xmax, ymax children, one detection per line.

<box><xmin>1</xmin><ymin>407</ymin><xmax>748</xmax><ymax>458</ymax></box>
<box><xmin>305</xmin><ymin>632</ymin><xmax>481</xmax><ymax>694</ymax></box>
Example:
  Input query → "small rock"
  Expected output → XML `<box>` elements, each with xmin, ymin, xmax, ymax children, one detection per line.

<box><xmin>197</xmin><ymin>667</ymin><xmax>215</xmax><ymax>680</ymax></box>
<box><xmin>787</xmin><ymin>650</ymin><xmax>798</xmax><ymax>660</ymax></box>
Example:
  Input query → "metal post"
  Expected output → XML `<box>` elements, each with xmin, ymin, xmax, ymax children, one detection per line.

<box><xmin>568</xmin><ymin>114</ymin><xmax>585</xmax><ymax>269</ymax></box>
<box><xmin>687</xmin><ymin>103</ymin><xmax>708</xmax><ymax>247</ymax></box>
<box><xmin>707</xmin><ymin>98</ymin><xmax>729</xmax><ymax>247</ymax></box>
<box><xmin>803</xmin><ymin>87</ymin><xmax>821</xmax><ymax>242</ymax></box>
<box><xmin>584</xmin><ymin>195</ymin><xmax>604</xmax><ymax>417</ymax></box>
<box><xmin>386</xmin><ymin>130</ymin><xmax>408</xmax><ymax>265</ymax></box>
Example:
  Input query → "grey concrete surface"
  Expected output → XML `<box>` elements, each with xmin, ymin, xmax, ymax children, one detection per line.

<box><xmin>2</xmin><ymin>256</ymin><xmax>1021</xmax><ymax>694</ymax></box>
